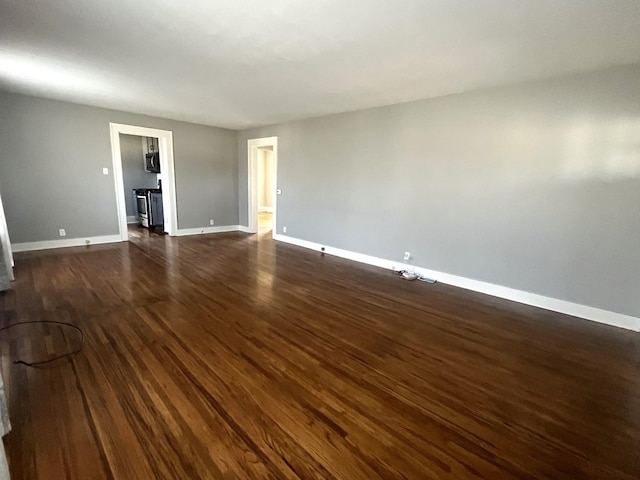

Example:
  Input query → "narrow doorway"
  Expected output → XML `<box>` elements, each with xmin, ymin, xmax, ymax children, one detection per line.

<box><xmin>247</xmin><ymin>136</ymin><xmax>278</xmax><ymax>236</ymax></box>
<box><xmin>257</xmin><ymin>146</ymin><xmax>275</xmax><ymax>235</ymax></box>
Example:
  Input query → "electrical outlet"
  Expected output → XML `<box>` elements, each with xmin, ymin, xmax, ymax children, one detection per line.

<box><xmin>102</xmin><ymin>167</ymin><xmax>109</xmax><ymax>175</ymax></box>
<box><xmin>59</xmin><ymin>229</ymin><xmax>66</xmax><ymax>237</ymax></box>
<box><xmin>283</xmin><ymin>226</ymin><xmax>287</xmax><ymax>233</ymax></box>
<box><xmin>404</xmin><ymin>251</ymin><xmax>411</xmax><ymax>261</ymax></box>
<box><xmin>209</xmin><ymin>219</ymin><xmax>214</xmax><ymax>225</ymax></box>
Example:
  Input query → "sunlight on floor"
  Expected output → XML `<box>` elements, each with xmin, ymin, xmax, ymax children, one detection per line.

<box><xmin>258</xmin><ymin>212</ymin><xmax>273</xmax><ymax>235</ymax></box>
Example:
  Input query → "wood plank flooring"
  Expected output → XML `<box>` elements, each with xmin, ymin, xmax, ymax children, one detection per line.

<box><xmin>0</xmin><ymin>228</ymin><xmax>638</xmax><ymax>479</ymax></box>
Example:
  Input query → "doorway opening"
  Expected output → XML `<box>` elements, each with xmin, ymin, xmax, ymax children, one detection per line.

<box><xmin>247</xmin><ymin>137</ymin><xmax>278</xmax><ymax>237</ymax></box>
<box><xmin>257</xmin><ymin>146</ymin><xmax>275</xmax><ymax>235</ymax></box>
<box><xmin>109</xmin><ymin>123</ymin><xmax>178</xmax><ymax>241</ymax></box>
<box><xmin>119</xmin><ymin>134</ymin><xmax>164</xmax><ymax>239</ymax></box>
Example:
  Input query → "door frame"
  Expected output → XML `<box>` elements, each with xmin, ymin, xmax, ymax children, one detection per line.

<box><xmin>247</xmin><ymin>137</ymin><xmax>278</xmax><ymax>235</ymax></box>
<box><xmin>109</xmin><ymin>123</ymin><xmax>178</xmax><ymax>240</ymax></box>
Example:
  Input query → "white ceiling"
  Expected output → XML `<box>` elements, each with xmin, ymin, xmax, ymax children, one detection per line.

<box><xmin>1</xmin><ymin>0</ymin><xmax>640</xmax><ymax>129</ymax></box>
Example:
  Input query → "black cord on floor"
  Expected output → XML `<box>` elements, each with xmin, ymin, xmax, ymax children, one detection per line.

<box><xmin>0</xmin><ymin>321</ymin><xmax>84</xmax><ymax>367</ymax></box>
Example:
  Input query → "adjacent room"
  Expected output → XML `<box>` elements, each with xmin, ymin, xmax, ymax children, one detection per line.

<box><xmin>0</xmin><ymin>1</ymin><xmax>639</xmax><ymax>479</ymax></box>
<box><xmin>257</xmin><ymin>146</ymin><xmax>275</xmax><ymax>236</ymax></box>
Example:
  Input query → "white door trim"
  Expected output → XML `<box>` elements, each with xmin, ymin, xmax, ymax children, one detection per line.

<box><xmin>109</xmin><ymin>123</ymin><xmax>178</xmax><ymax>240</ymax></box>
<box><xmin>247</xmin><ymin>137</ymin><xmax>278</xmax><ymax>235</ymax></box>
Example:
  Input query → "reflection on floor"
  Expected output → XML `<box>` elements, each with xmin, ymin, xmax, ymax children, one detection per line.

<box><xmin>4</xmin><ymin>225</ymin><xmax>638</xmax><ymax>479</ymax></box>
<box><xmin>258</xmin><ymin>211</ymin><xmax>273</xmax><ymax>235</ymax></box>
<box><xmin>128</xmin><ymin>224</ymin><xmax>166</xmax><ymax>240</ymax></box>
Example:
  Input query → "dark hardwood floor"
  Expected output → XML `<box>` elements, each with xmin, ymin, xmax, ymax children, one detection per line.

<box><xmin>0</xmin><ymin>227</ymin><xmax>638</xmax><ymax>479</ymax></box>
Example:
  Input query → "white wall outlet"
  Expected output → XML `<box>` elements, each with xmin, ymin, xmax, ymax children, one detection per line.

<box><xmin>404</xmin><ymin>251</ymin><xmax>411</xmax><ymax>261</ymax></box>
<box><xmin>102</xmin><ymin>167</ymin><xmax>109</xmax><ymax>175</ymax></box>
<box><xmin>283</xmin><ymin>226</ymin><xmax>287</xmax><ymax>233</ymax></box>
<box><xmin>209</xmin><ymin>219</ymin><xmax>214</xmax><ymax>225</ymax></box>
<box><xmin>59</xmin><ymin>228</ymin><xmax>66</xmax><ymax>237</ymax></box>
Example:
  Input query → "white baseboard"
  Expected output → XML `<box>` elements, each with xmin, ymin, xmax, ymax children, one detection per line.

<box><xmin>237</xmin><ymin>225</ymin><xmax>253</xmax><ymax>233</ymax></box>
<box><xmin>12</xmin><ymin>234</ymin><xmax>122</xmax><ymax>253</ymax></box>
<box><xmin>273</xmin><ymin>234</ymin><xmax>640</xmax><ymax>332</ymax></box>
<box><xmin>259</xmin><ymin>207</ymin><xmax>273</xmax><ymax>213</ymax></box>
<box><xmin>176</xmin><ymin>225</ymin><xmax>242</xmax><ymax>236</ymax></box>
<box><xmin>12</xmin><ymin>227</ymin><xmax>250</xmax><ymax>251</ymax></box>
<box><xmin>127</xmin><ymin>216</ymin><xmax>138</xmax><ymax>224</ymax></box>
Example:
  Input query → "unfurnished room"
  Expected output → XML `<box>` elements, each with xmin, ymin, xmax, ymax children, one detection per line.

<box><xmin>0</xmin><ymin>1</ymin><xmax>639</xmax><ymax>479</ymax></box>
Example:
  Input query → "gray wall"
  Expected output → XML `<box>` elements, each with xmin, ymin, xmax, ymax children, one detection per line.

<box><xmin>0</xmin><ymin>91</ymin><xmax>238</xmax><ymax>243</ymax></box>
<box><xmin>238</xmin><ymin>64</ymin><xmax>640</xmax><ymax>318</ymax></box>
<box><xmin>120</xmin><ymin>134</ymin><xmax>157</xmax><ymax>216</ymax></box>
